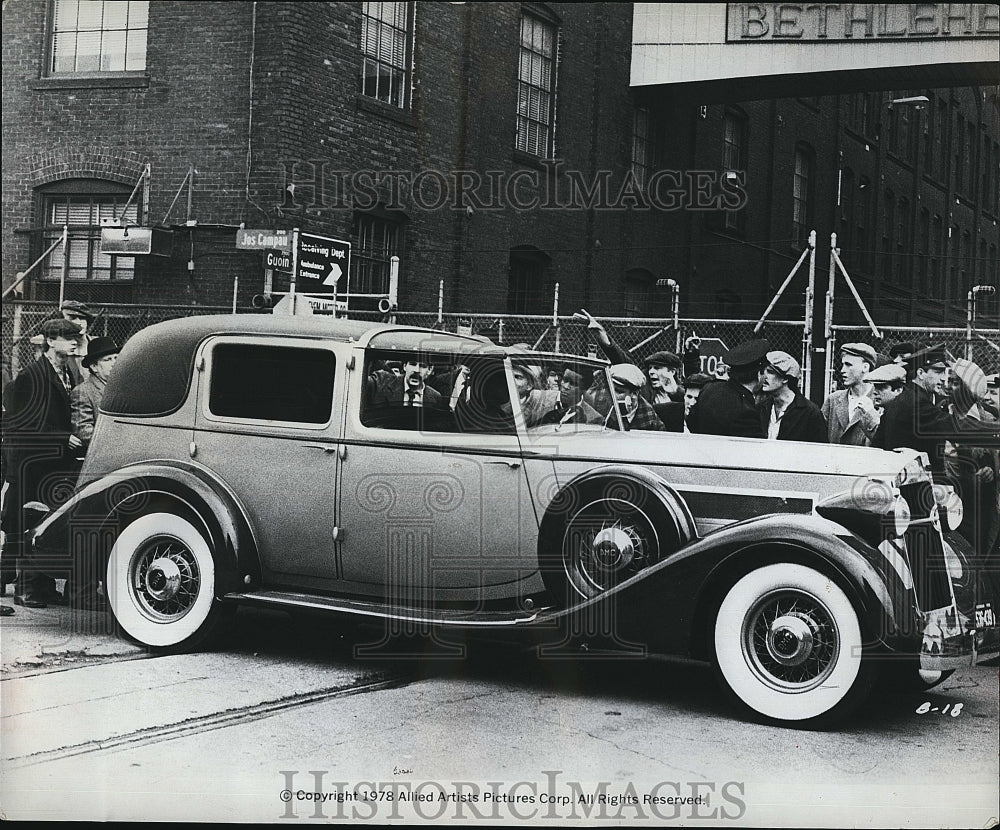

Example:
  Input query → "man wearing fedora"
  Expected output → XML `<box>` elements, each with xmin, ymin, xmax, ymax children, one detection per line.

<box><xmin>71</xmin><ymin>336</ymin><xmax>120</xmax><ymax>452</ymax></box>
<box><xmin>821</xmin><ymin>342</ymin><xmax>880</xmax><ymax>445</ymax></box>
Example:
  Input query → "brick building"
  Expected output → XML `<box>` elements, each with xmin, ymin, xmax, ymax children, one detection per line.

<box><xmin>3</xmin><ymin>1</ymin><xmax>998</xmax><ymax>326</ymax></box>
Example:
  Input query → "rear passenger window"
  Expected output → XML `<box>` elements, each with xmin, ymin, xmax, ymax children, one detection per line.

<box><xmin>208</xmin><ymin>343</ymin><xmax>335</xmax><ymax>424</ymax></box>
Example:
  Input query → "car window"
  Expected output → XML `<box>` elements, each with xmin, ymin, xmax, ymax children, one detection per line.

<box><xmin>361</xmin><ymin>351</ymin><xmax>516</xmax><ymax>435</ymax></box>
<box><xmin>509</xmin><ymin>355</ymin><xmax>619</xmax><ymax>430</ymax></box>
<box><xmin>207</xmin><ymin>343</ymin><xmax>336</xmax><ymax>425</ymax></box>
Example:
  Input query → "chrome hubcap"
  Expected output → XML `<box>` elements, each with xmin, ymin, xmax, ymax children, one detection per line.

<box><xmin>743</xmin><ymin>591</ymin><xmax>840</xmax><ymax>690</ymax></box>
<box><xmin>767</xmin><ymin>614</ymin><xmax>815</xmax><ymax>667</ymax></box>
<box><xmin>129</xmin><ymin>537</ymin><xmax>200</xmax><ymax>622</ymax></box>
<box><xmin>592</xmin><ymin>527</ymin><xmax>636</xmax><ymax>569</ymax></box>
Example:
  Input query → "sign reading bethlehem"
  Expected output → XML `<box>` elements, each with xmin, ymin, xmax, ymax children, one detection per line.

<box><xmin>726</xmin><ymin>3</ymin><xmax>1000</xmax><ymax>42</ymax></box>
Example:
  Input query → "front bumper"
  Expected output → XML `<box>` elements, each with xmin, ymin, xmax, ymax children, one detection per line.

<box><xmin>920</xmin><ymin>602</ymin><xmax>999</xmax><ymax>671</ymax></box>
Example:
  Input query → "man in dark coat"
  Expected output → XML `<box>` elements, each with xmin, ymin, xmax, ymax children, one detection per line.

<box><xmin>1</xmin><ymin>318</ymin><xmax>84</xmax><ymax>606</ymax></box>
<box><xmin>687</xmin><ymin>338</ymin><xmax>769</xmax><ymax>438</ymax></box>
<box><xmin>757</xmin><ymin>351</ymin><xmax>828</xmax><ymax>443</ymax></box>
<box><xmin>875</xmin><ymin>346</ymin><xmax>1000</xmax><ymax>481</ymax></box>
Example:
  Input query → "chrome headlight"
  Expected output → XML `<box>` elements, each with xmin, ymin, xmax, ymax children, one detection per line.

<box><xmin>890</xmin><ymin>494</ymin><xmax>911</xmax><ymax>537</ymax></box>
<box><xmin>933</xmin><ymin>485</ymin><xmax>964</xmax><ymax>531</ymax></box>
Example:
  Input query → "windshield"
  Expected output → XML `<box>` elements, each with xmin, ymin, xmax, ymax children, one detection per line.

<box><xmin>509</xmin><ymin>355</ymin><xmax>622</xmax><ymax>432</ymax></box>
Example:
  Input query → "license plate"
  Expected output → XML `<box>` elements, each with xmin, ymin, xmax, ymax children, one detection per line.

<box><xmin>974</xmin><ymin>602</ymin><xmax>997</xmax><ymax>630</ymax></box>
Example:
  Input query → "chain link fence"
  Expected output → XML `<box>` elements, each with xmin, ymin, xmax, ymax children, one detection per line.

<box><xmin>12</xmin><ymin>300</ymin><xmax>990</xmax><ymax>404</ymax></box>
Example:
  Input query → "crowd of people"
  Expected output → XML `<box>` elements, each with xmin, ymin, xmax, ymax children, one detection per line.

<box><xmin>575</xmin><ymin>308</ymin><xmax>1000</xmax><ymax>561</ymax></box>
<box><xmin>1</xmin><ymin>301</ymin><xmax>119</xmax><ymax>615</ymax></box>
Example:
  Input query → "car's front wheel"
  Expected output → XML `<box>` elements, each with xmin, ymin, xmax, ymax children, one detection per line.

<box><xmin>713</xmin><ymin>563</ymin><xmax>875</xmax><ymax>728</ymax></box>
<box><xmin>107</xmin><ymin>512</ymin><xmax>228</xmax><ymax>651</ymax></box>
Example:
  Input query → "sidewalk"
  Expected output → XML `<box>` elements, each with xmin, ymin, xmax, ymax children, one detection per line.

<box><xmin>0</xmin><ymin>582</ymin><xmax>144</xmax><ymax>675</ymax></box>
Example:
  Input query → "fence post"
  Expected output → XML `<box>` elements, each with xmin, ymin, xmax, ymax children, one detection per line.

<box><xmin>437</xmin><ymin>280</ymin><xmax>444</xmax><ymax>326</ymax></box>
<box><xmin>58</xmin><ymin>224</ymin><xmax>69</xmax><ymax>309</ymax></box>
<box><xmin>11</xmin><ymin>303</ymin><xmax>24</xmax><ymax>377</ymax></box>
<box><xmin>802</xmin><ymin>230</ymin><xmax>816</xmax><ymax>397</ymax></box>
<box><xmin>823</xmin><ymin>233</ymin><xmax>838</xmax><ymax>399</ymax></box>
<box><xmin>553</xmin><ymin>282</ymin><xmax>560</xmax><ymax>353</ymax></box>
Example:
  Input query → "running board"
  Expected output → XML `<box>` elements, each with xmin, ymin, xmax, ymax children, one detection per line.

<box><xmin>223</xmin><ymin>589</ymin><xmax>549</xmax><ymax>627</ymax></box>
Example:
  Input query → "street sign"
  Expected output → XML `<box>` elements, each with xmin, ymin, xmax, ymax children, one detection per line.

<box><xmin>296</xmin><ymin>232</ymin><xmax>351</xmax><ymax>295</ymax></box>
<box><xmin>265</xmin><ymin>250</ymin><xmax>291</xmax><ymax>272</ymax></box>
<box><xmin>696</xmin><ymin>337</ymin><xmax>729</xmax><ymax>377</ymax></box>
<box><xmin>236</xmin><ymin>229</ymin><xmax>292</xmax><ymax>251</ymax></box>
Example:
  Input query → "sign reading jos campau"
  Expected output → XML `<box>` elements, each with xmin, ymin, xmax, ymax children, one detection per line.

<box><xmin>296</xmin><ymin>232</ymin><xmax>351</xmax><ymax>295</ymax></box>
<box><xmin>235</xmin><ymin>228</ymin><xmax>292</xmax><ymax>251</ymax></box>
<box><xmin>726</xmin><ymin>3</ymin><xmax>999</xmax><ymax>42</ymax></box>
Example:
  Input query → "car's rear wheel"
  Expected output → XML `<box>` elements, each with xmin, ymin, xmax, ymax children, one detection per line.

<box><xmin>713</xmin><ymin>563</ymin><xmax>875</xmax><ymax>728</ymax></box>
<box><xmin>107</xmin><ymin>512</ymin><xmax>228</xmax><ymax>651</ymax></box>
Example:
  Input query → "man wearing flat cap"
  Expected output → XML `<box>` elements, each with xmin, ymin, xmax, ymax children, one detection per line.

<box><xmin>864</xmin><ymin>363</ymin><xmax>907</xmax><ymax>411</ymax></box>
<box><xmin>874</xmin><ymin>346</ymin><xmax>999</xmax><ymax>480</ymax></box>
<box><xmin>757</xmin><ymin>351</ymin><xmax>828</xmax><ymax>443</ymax></box>
<box><xmin>60</xmin><ymin>300</ymin><xmax>96</xmax><ymax>384</ymax></box>
<box><xmin>609</xmin><ymin>364</ymin><xmax>666</xmax><ymax>431</ymax></box>
<box><xmin>821</xmin><ymin>342</ymin><xmax>879</xmax><ymax>445</ymax></box>
<box><xmin>687</xmin><ymin>338</ymin><xmax>769</xmax><ymax>438</ymax></box>
<box><xmin>1</xmin><ymin>318</ymin><xmax>85</xmax><ymax>607</ymax></box>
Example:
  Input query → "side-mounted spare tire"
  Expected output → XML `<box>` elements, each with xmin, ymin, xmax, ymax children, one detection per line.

<box><xmin>539</xmin><ymin>472</ymin><xmax>696</xmax><ymax>605</ymax></box>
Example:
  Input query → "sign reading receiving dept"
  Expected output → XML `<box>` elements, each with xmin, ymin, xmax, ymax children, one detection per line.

<box><xmin>296</xmin><ymin>232</ymin><xmax>351</xmax><ymax>295</ymax></box>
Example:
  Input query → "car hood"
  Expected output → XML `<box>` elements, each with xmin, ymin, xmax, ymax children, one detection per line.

<box><xmin>521</xmin><ymin>427</ymin><xmax>920</xmax><ymax>480</ymax></box>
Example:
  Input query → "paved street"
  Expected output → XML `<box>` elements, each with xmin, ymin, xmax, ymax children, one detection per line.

<box><xmin>2</xmin><ymin>604</ymin><xmax>997</xmax><ymax>825</ymax></box>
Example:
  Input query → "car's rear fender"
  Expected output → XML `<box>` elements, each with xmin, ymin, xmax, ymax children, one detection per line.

<box><xmin>30</xmin><ymin>461</ymin><xmax>261</xmax><ymax>595</ymax></box>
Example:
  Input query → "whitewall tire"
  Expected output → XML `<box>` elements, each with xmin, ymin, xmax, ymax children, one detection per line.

<box><xmin>713</xmin><ymin>563</ymin><xmax>873</xmax><ymax>726</ymax></box>
<box><xmin>107</xmin><ymin>512</ymin><xmax>221</xmax><ymax>650</ymax></box>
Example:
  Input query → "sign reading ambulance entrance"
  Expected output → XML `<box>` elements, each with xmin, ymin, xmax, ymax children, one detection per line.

<box><xmin>296</xmin><ymin>232</ymin><xmax>351</xmax><ymax>295</ymax></box>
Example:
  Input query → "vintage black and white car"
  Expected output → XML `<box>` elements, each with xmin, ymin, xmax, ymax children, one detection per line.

<box><xmin>31</xmin><ymin>313</ymin><xmax>998</xmax><ymax>728</ymax></box>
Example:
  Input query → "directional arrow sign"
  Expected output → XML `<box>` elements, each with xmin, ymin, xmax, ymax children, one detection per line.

<box><xmin>296</xmin><ymin>232</ymin><xmax>351</xmax><ymax>295</ymax></box>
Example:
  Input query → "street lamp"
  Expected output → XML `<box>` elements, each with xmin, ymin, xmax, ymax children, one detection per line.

<box><xmin>966</xmin><ymin>284</ymin><xmax>996</xmax><ymax>360</ymax></box>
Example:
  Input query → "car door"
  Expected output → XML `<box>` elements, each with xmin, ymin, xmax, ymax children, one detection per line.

<box><xmin>191</xmin><ymin>335</ymin><xmax>344</xmax><ymax>586</ymax></box>
<box><xmin>336</xmin><ymin>345</ymin><xmax>539</xmax><ymax>602</ymax></box>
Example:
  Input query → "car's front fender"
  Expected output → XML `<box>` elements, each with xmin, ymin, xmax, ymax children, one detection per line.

<box><xmin>539</xmin><ymin>513</ymin><xmax>914</xmax><ymax>660</ymax></box>
<box><xmin>30</xmin><ymin>461</ymin><xmax>261</xmax><ymax>595</ymax></box>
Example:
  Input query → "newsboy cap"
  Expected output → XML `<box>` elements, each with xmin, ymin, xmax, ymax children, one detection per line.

<box><xmin>723</xmin><ymin>338</ymin><xmax>769</xmax><ymax>369</ymax></box>
<box><xmin>644</xmin><ymin>350</ymin><xmax>683</xmax><ymax>370</ymax></box>
<box><xmin>40</xmin><ymin>318</ymin><xmax>82</xmax><ymax>339</ymax></box>
<box><xmin>60</xmin><ymin>300</ymin><xmax>94</xmax><ymax>320</ymax></box>
<box><xmin>609</xmin><ymin>363</ymin><xmax>647</xmax><ymax>390</ymax></box>
<box><xmin>864</xmin><ymin>363</ymin><xmax>906</xmax><ymax>385</ymax></box>
<box><xmin>82</xmin><ymin>336</ymin><xmax>121</xmax><ymax>368</ymax></box>
<box><xmin>889</xmin><ymin>342</ymin><xmax>916</xmax><ymax>363</ymax></box>
<box><xmin>765</xmin><ymin>350</ymin><xmax>801</xmax><ymax>380</ymax></box>
<box><xmin>840</xmin><ymin>342</ymin><xmax>877</xmax><ymax>365</ymax></box>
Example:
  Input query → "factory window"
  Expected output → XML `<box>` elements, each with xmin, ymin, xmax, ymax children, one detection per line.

<box><xmin>631</xmin><ymin>107</ymin><xmax>655</xmax><ymax>189</ymax></box>
<box><xmin>791</xmin><ymin>143</ymin><xmax>814</xmax><ymax>247</ymax></box>
<box><xmin>352</xmin><ymin>213</ymin><xmax>401</xmax><ymax>297</ymax></box>
<box><xmin>516</xmin><ymin>11</ymin><xmax>558</xmax><ymax>158</ymax></box>
<box><xmin>50</xmin><ymin>0</ymin><xmax>148</xmax><ymax>74</ymax></box>
<box><xmin>722</xmin><ymin>108</ymin><xmax>748</xmax><ymax>233</ymax></box>
<box><xmin>360</xmin><ymin>2</ymin><xmax>413</xmax><ymax>109</ymax></box>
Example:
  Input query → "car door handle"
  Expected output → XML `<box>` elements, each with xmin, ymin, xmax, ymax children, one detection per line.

<box><xmin>302</xmin><ymin>444</ymin><xmax>338</xmax><ymax>454</ymax></box>
<box><xmin>484</xmin><ymin>459</ymin><xmax>521</xmax><ymax>469</ymax></box>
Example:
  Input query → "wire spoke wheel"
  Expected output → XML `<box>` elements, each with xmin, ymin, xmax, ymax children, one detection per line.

<box><xmin>107</xmin><ymin>512</ymin><xmax>222</xmax><ymax>651</ymax></box>
<box><xmin>714</xmin><ymin>563</ymin><xmax>874</xmax><ymax>726</ymax></box>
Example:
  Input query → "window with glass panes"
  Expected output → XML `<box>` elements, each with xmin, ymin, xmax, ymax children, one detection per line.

<box><xmin>516</xmin><ymin>13</ymin><xmax>556</xmax><ymax>158</ymax></box>
<box><xmin>50</xmin><ymin>0</ymin><xmax>148</xmax><ymax>74</ymax></box>
<box><xmin>631</xmin><ymin>107</ymin><xmax>654</xmax><ymax>189</ymax></box>
<box><xmin>723</xmin><ymin>108</ymin><xmax>748</xmax><ymax>232</ymax></box>
<box><xmin>360</xmin><ymin>2</ymin><xmax>412</xmax><ymax>109</ymax></box>
<box><xmin>352</xmin><ymin>214</ymin><xmax>399</xmax><ymax>296</ymax></box>
<box><xmin>41</xmin><ymin>194</ymin><xmax>137</xmax><ymax>282</ymax></box>
<box><xmin>792</xmin><ymin>144</ymin><xmax>814</xmax><ymax>246</ymax></box>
